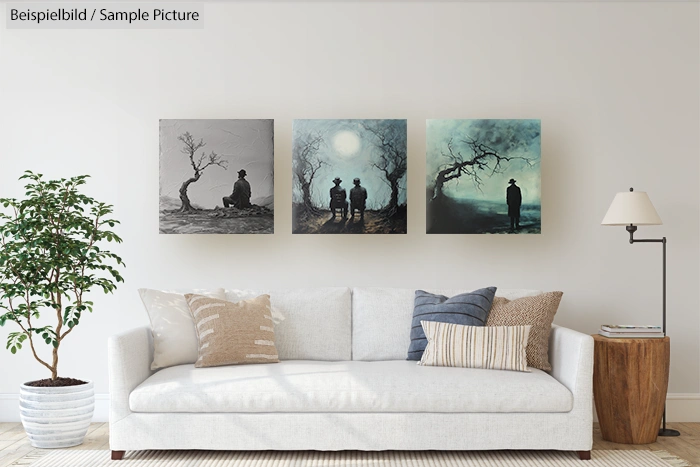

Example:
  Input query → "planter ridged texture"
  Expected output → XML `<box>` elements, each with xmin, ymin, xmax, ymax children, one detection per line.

<box><xmin>19</xmin><ymin>381</ymin><xmax>94</xmax><ymax>449</ymax></box>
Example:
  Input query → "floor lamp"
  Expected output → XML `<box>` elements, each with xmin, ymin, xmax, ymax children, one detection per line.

<box><xmin>601</xmin><ymin>188</ymin><xmax>680</xmax><ymax>437</ymax></box>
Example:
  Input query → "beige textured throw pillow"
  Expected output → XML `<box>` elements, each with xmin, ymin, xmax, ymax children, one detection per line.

<box><xmin>419</xmin><ymin>321</ymin><xmax>531</xmax><ymax>372</ymax></box>
<box><xmin>486</xmin><ymin>291</ymin><xmax>563</xmax><ymax>371</ymax></box>
<box><xmin>184</xmin><ymin>294</ymin><xmax>279</xmax><ymax>368</ymax></box>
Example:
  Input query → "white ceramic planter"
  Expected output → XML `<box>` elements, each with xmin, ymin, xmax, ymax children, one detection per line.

<box><xmin>19</xmin><ymin>380</ymin><xmax>94</xmax><ymax>449</ymax></box>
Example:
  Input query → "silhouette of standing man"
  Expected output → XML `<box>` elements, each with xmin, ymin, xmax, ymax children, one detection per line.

<box><xmin>506</xmin><ymin>178</ymin><xmax>522</xmax><ymax>230</ymax></box>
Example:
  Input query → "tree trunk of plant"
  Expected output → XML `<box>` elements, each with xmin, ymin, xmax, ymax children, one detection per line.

<box><xmin>51</xmin><ymin>348</ymin><xmax>58</xmax><ymax>380</ymax></box>
<box><xmin>49</xmin><ymin>333</ymin><xmax>59</xmax><ymax>380</ymax></box>
<box><xmin>51</xmin><ymin>281</ymin><xmax>61</xmax><ymax>381</ymax></box>
<box><xmin>179</xmin><ymin>175</ymin><xmax>200</xmax><ymax>212</ymax></box>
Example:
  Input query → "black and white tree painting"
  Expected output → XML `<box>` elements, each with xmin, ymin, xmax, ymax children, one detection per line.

<box><xmin>426</xmin><ymin>119</ymin><xmax>541</xmax><ymax>234</ymax></box>
<box><xmin>292</xmin><ymin>119</ymin><xmax>407</xmax><ymax>234</ymax></box>
<box><xmin>159</xmin><ymin>119</ymin><xmax>274</xmax><ymax>234</ymax></box>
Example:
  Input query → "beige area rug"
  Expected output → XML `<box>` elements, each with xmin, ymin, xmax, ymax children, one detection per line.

<box><xmin>12</xmin><ymin>449</ymin><xmax>691</xmax><ymax>467</ymax></box>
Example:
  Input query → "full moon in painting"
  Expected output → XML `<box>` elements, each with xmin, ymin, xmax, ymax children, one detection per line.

<box><xmin>332</xmin><ymin>131</ymin><xmax>360</xmax><ymax>157</ymax></box>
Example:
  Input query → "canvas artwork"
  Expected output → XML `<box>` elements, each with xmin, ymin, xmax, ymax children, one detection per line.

<box><xmin>292</xmin><ymin>119</ymin><xmax>407</xmax><ymax>234</ymax></box>
<box><xmin>426</xmin><ymin>119</ymin><xmax>541</xmax><ymax>234</ymax></box>
<box><xmin>159</xmin><ymin>119</ymin><xmax>274</xmax><ymax>234</ymax></box>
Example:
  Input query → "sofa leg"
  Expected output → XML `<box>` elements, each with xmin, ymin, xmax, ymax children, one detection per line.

<box><xmin>111</xmin><ymin>451</ymin><xmax>125</xmax><ymax>460</ymax></box>
<box><xmin>576</xmin><ymin>451</ymin><xmax>591</xmax><ymax>460</ymax></box>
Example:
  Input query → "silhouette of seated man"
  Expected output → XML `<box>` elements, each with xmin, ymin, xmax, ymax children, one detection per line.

<box><xmin>329</xmin><ymin>177</ymin><xmax>348</xmax><ymax>219</ymax></box>
<box><xmin>349</xmin><ymin>178</ymin><xmax>367</xmax><ymax>220</ymax></box>
<box><xmin>223</xmin><ymin>169</ymin><xmax>252</xmax><ymax>209</ymax></box>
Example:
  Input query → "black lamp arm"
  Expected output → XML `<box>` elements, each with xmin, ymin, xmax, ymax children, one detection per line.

<box><xmin>626</xmin><ymin>224</ymin><xmax>665</xmax><ymax>244</ymax></box>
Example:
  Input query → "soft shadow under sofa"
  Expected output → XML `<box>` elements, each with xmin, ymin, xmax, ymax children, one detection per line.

<box><xmin>108</xmin><ymin>287</ymin><xmax>594</xmax><ymax>460</ymax></box>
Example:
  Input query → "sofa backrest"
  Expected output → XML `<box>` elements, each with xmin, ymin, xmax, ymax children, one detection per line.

<box><xmin>351</xmin><ymin>287</ymin><xmax>543</xmax><ymax>361</ymax></box>
<box><xmin>225</xmin><ymin>287</ymin><xmax>351</xmax><ymax>361</ymax></box>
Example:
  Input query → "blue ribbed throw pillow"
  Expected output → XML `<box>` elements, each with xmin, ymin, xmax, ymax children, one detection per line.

<box><xmin>407</xmin><ymin>287</ymin><xmax>497</xmax><ymax>361</ymax></box>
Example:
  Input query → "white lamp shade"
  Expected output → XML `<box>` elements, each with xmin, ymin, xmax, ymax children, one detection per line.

<box><xmin>601</xmin><ymin>190</ymin><xmax>662</xmax><ymax>226</ymax></box>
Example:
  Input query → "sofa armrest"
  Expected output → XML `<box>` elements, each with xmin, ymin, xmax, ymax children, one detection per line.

<box><xmin>549</xmin><ymin>325</ymin><xmax>594</xmax><ymax>409</ymax></box>
<box><xmin>108</xmin><ymin>326</ymin><xmax>153</xmax><ymax>425</ymax></box>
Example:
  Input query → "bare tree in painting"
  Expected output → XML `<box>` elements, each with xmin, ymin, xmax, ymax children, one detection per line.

<box><xmin>432</xmin><ymin>137</ymin><xmax>532</xmax><ymax>200</ymax></box>
<box><xmin>362</xmin><ymin>121</ymin><xmax>407</xmax><ymax>216</ymax></box>
<box><xmin>177</xmin><ymin>132</ymin><xmax>228</xmax><ymax>212</ymax></box>
<box><xmin>293</xmin><ymin>133</ymin><xmax>325</xmax><ymax>213</ymax></box>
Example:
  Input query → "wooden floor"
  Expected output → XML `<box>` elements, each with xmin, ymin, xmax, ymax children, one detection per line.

<box><xmin>0</xmin><ymin>422</ymin><xmax>698</xmax><ymax>466</ymax></box>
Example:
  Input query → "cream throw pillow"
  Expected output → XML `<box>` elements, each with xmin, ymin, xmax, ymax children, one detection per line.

<box><xmin>486</xmin><ymin>291</ymin><xmax>563</xmax><ymax>371</ymax></box>
<box><xmin>185</xmin><ymin>294</ymin><xmax>279</xmax><ymax>368</ymax></box>
<box><xmin>138</xmin><ymin>288</ymin><xmax>225</xmax><ymax>370</ymax></box>
<box><xmin>419</xmin><ymin>321</ymin><xmax>531</xmax><ymax>372</ymax></box>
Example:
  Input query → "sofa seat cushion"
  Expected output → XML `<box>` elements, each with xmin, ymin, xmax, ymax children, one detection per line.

<box><xmin>129</xmin><ymin>360</ymin><xmax>572</xmax><ymax>414</ymax></box>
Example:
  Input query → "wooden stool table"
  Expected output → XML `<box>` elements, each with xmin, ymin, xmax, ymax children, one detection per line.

<box><xmin>592</xmin><ymin>334</ymin><xmax>670</xmax><ymax>444</ymax></box>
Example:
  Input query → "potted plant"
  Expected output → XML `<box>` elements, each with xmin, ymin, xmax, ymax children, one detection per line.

<box><xmin>0</xmin><ymin>171</ymin><xmax>124</xmax><ymax>448</ymax></box>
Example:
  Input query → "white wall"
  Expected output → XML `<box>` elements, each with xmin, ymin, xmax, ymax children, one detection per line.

<box><xmin>0</xmin><ymin>2</ymin><xmax>698</xmax><ymax>421</ymax></box>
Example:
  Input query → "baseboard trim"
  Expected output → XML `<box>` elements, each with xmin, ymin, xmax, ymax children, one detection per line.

<box><xmin>667</xmin><ymin>393</ymin><xmax>700</xmax><ymax>399</ymax></box>
<box><xmin>2</xmin><ymin>393</ymin><xmax>700</xmax><ymax>423</ymax></box>
<box><xmin>0</xmin><ymin>393</ymin><xmax>110</xmax><ymax>422</ymax></box>
<box><xmin>666</xmin><ymin>393</ymin><xmax>700</xmax><ymax>423</ymax></box>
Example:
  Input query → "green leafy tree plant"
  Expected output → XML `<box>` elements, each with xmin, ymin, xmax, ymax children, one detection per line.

<box><xmin>0</xmin><ymin>172</ymin><xmax>124</xmax><ymax>383</ymax></box>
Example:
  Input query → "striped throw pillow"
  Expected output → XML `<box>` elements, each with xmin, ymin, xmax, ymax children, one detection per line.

<box><xmin>418</xmin><ymin>321</ymin><xmax>531</xmax><ymax>372</ymax></box>
<box><xmin>184</xmin><ymin>294</ymin><xmax>279</xmax><ymax>368</ymax></box>
<box><xmin>408</xmin><ymin>287</ymin><xmax>497</xmax><ymax>361</ymax></box>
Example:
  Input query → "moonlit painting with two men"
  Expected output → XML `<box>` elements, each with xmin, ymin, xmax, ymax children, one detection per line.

<box><xmin>292</xmin><ymin>119</ymin><xmax>407</xmax><ymax>235</ymax></box>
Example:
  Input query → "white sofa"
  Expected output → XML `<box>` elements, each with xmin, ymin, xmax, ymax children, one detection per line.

<box><xmin>108</xmin><ymin>287</ymin><xmax>594</xmax><ymax>460</ymax></box>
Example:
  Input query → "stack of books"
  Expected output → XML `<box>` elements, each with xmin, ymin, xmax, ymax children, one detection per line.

<box><xmin>598</xmin><ymin>325</ymin><xmax>664</xmax><ymax>338</ymax></box>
